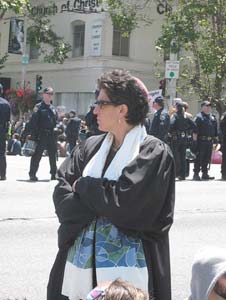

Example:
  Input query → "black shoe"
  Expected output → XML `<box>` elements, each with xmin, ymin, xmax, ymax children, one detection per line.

<box><xmin>178</xmin><ymin>176</ymin><xmax>185</xmax><ymax>181</ymax></box>
<box><xmin>202</xmin><ymin>174</ymin><xmax>215</xmax><ymax>180</ymax></box>
<box><xmin>193</xmin><ymin>174</ymin><xmax>201</xmax><ymax>181</ymax></box>
<box><xmin>0</xmin><ymin>176</ymin><xmax>6</xmax><ymax>181</ymax></box>
<box><xmin>51</xmin><ymin>175</ymin><xmax>56</xmax><ymax>180</ymax></box>
<box><xmin>221</xmin><ymin>176</ymin><xmax>226</xmax><ymax>181</ymax></box>
<box><xmin>30</xmin><ymin>176</ymin><xmax>38</xmax><ymax>182</ymax></box>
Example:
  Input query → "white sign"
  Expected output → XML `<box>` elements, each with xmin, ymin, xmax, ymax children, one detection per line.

<box><xmin>91</xmin><ymin>22</ymin><xmax>102</xmax><ymax>56</ymax></box>
<box><xmin>165</xmin><ymin>60</ymin><xmax>180</xmax><ymax>79</ymax></box>
<box><xmin>148</xmin><ymin>89</ymin><xmax>162</xmax><ymax>113</ymax></box>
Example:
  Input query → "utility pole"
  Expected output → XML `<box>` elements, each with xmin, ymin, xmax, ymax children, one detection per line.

<box><xmin>21</xmin><ymin>12</ymin><xmax>28</xmax><ymax>92</ymax></box>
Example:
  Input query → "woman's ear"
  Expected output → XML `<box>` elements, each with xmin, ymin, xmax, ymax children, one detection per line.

<box><xmin>119</xmin><ymin>104</ymin><xmax>128</xmax><ymax>119</ymax></box>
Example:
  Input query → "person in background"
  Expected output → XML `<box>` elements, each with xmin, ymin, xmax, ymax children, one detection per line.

<box><xmin>188</xmin><ymin>247</ymin><xmax>226</xmax><ymax>300</ymax></box>
<box><xmin>29</xmin><ymin>87</ymin><xmax>58</xmax><ymax>181</ymax></box>
<box><xmin>193</xmin><ymin>101</ymin><xmax>218</xmax><ymax>181</ymax></box>
<box><xmin>149</xmin><ymin>96</ymin><xmax>170</xmax><ymax>143</ymax></box>
<box><xmin>170</xmin><ymin>102</ymin><xmax>196</xmax><ymax>180</ymax></box>
<box><xmin>220</xmin><ymin>112</ymin><xmax>226</xmax><ymax>180</ymax></box>
<box><xmin>0</xmin><ymin>83</ymin><xmax>11</xmax><ymax>180</ymax></box>
<box><xmin>47</xmin><ymin>69</ymin><xmax>175</xmax><ymax>300</ymax></box>
<box><xmin>86</xmin><ymin>278</ymin><xmax>147</xmax><ymax>300</ymax></box>
<box><xmin>65</xmin><ymin>110</ymin><xmax>81</xmax><ymax>153</ymax></box>
<box><xmin>7</xmin><ymin>133</ymin><xmax>21</xmax><ymax>155</ymax></box>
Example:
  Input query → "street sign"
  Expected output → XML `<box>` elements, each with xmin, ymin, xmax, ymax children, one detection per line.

<box><xmin>22</xmin><ymin>54</ymin><xmax>29</xmax><ymax>65</ymax></box>
<box><xmin>165</xmin><ymin>60</ymin><xmax>179</xmax><ymax>79</ymax></box>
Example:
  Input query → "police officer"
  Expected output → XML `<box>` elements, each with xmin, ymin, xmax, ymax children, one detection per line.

<box><xmin>149</xmin><ymin>96</ymin><xmax>170</xmax><ymax>143</ymax></box>
<box><xmin>29</xmin><ymin>87</ymin><xmax>58</xmax><ymax>181</ymax></box>
<box><xmin>220</xmin><ymin>112</ymin><xmax>226</xmax><ymax>180</ymax></box>
<box><xmin>193</xmin><ymin>100</ymin><xmax>218</xmax><ymax>180</ymax></box>
<box><xmin>65</xmin><ymin>110</ymin><xmax>81</xmax><ymax>153</ymax></box>
<box><xmin>170</xmin><ymin>102</ymin><xmax>196</xmax><ymax>180</ymax></box>
<box><xmin>0</xmin><ymin>84</ymin><xmax>11</xmax><ymax>180</ymax></box>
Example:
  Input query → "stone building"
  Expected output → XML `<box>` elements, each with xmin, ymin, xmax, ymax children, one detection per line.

<box><xmin>0</xmin><ymin>1</ymin><xmax>180</xmax><ymax>116</ymax></box>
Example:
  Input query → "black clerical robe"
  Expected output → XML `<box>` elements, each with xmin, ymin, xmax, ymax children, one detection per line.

<box><xmin>47</xmin><ymin>134</ymin><xmax>175</xmax><ymax>300</ymax></box>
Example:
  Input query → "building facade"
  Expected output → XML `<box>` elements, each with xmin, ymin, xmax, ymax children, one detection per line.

<box><xmin>0</xmin><ymin>0</ymin><xmax>174</xmax><ymax>116</ymax></box>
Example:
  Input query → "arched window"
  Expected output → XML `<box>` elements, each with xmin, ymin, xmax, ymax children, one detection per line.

<box><xmin>112</xmin><ymin>26</ymin><xmax>130</xmax><ymax>57</ymax></box>
<box><xmin>72</xmin><ymin>20</ymin><xmax>85</xmax><ymax>58</ymax></box>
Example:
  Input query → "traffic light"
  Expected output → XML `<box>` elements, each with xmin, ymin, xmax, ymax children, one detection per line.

<box><xmin>159</xmin><ymin>79</ymin><xmax>166</xmax><ymax>96</ymax></box>
<box><xmin>36</xmin><ymin>75</ymin><xmax>43</xmax><ymax>93</ymax></box>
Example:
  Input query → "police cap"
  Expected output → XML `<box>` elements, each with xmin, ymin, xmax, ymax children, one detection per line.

<box><xmin>43</xmin><ymin>87</ymin><xmax>54</xmax><ymax>95</ymax></box>
<box><xmin>201</xmin><ymin>100</ymin><xmax>211</xmax><ymax>107</ymax></box>
<box><xmin>153</xmin><ymin>96</ymin><xmax>164</xmax><ymax>105</ymax></box>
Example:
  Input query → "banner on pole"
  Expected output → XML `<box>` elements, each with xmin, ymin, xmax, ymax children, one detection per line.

<box><xmin>8</xmin><ymin>18</ymin><xmax>24</xmax><ymax>55</ymax></box>
<box><xmin>148</xmin><ymin>89</ymin><xmax>162</xmax><ymax>113</ymax></box>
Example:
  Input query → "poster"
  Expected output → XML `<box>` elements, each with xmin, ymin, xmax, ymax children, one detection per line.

<box><xmin>8</xmin><ymin>18</ymin><xmax>24</xmax><ymax>54</ymax></box>
<box><xmin>91</xmin><ymin>21</ymin><xmax>102</xmax><ymax>56</ymax></box>
<box><xmin>148</xmin><ymin>89</ymin><xmax>162</xmax><ymax>113</ymax></box>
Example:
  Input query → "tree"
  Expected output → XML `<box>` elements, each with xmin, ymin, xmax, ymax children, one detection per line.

<box><xmin>106</xmin><ymin>0</ymin><xmax>226</xmax><ymax>114</ymax></box>
<box><xmin>0</xmin><ymin>0</ymin><xmax>71</xmax><ymax>65</ymax></box>
<box><xmin>156</xmin><ymin>0</ymin><xmax>226</xmax><ymax>115</ymax></box>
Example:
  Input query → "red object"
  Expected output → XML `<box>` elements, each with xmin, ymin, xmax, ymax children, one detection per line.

<box><xmin>16</xmin><ymin>89</ymin><xmax>24</xmax><ymax>97</ymax></box>
<box><xmin>211</xmin><ymin>150</ymin><xmax>222</xmax><ymax>164</ymax></box>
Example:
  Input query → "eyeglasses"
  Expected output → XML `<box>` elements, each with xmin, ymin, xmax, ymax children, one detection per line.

<box><xmin>94</xmin><ymin>100</ymin><xmax>116</xmax><ymax>109</ymax></box>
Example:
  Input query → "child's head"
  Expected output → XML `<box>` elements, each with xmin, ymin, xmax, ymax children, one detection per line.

<box><xmin>86</xmin><ymin>279</ymin><xmax>148</xmax><ymax>300</ymax></box>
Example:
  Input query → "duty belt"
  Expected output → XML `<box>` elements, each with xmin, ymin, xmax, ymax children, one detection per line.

<box><xmin>199</xmin><ymin>136</ymin><xmax>213</xmax><ymax>141</ymax></box>
<box><xmin>41</xmin><ymin>129</ymin><xmax>53</xmax><ymax>135</ymax></box>
<box><xmin>171</xmin><ymin>131</ymin><xmax>186</xmax><ymax>140</ymax></box>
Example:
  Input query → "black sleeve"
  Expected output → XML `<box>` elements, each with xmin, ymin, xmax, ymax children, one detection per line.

<box><xmin>75</xmin><ymin>140</ymin><xmax>175</xmax><ymax>239</ymax></box>
<box><xmin>29</xmin><ymin>110</ymin><xmax>40</xmax><ymax>140</ymax></box>
<box><xmin>53</xmin><ymin>142</ymin><xmax>96</xmax><ymax>248</ymax></box>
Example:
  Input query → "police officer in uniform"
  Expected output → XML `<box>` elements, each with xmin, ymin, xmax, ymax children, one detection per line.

<box><xmin>193</xmin><ymin>100</ymin><xmax>218</xmax><ymax>180</ymax></box>
<box><xmin>0</xmin><ymin>84</ymin><xmax>11</xmax><ymax>180</ymax></box>
<box><xmin>170</xmin><ymin>102</ymin><xmax>196</xmax><ymax>180</ymax></box>
<box><xmin>220</xmin><ymin>112</ymin><xmax>226</xmax><ymax>180</ymax></box>
<box><xmin>65</xmin><ymin>110</ymin><xmax>81</xmax><ymax>153</ymax></box>
<box><xmin>29</xmin><ymin>87</ymin><xmax>58</xmax><ymax>181</ymax></box>
<box><xmin>149</xmin><ymin>96</ymin><xmax>170</xmax><ymax>143</ymax></box>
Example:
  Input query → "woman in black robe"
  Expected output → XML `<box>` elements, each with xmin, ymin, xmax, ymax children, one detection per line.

<box><xmin>47</xmin><ymin>69</ymin><xmax>175</xmax><ymax>300</ymax></box>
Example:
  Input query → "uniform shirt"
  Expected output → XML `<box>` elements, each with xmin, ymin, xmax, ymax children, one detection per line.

<box><xmin>195</xmin><ymin>112</ymin><xmax>218</xmax><ymax>139</ymax></box>
<box><xmin>170</xmin><ymin>111</ymin><xmax>196</xmax><ymax>137</ymax></box>
<box><xmin>150</xmin><ymin>108</ymin><xmax>170</xmax><ymax>142</ymax></box>
<box><xmin>30</xmin><ymin>101</ymin><xmax>58</xmax><ymax>140</ymax></box>
<box><xmin>0</xmin><ymin>97</ymin><xmax>11</xmax><ymax>132</ymax></box>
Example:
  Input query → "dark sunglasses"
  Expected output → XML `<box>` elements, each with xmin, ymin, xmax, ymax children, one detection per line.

<box><xmin>94</xmin><ymin>100</ymin><xmax>116</xmax><ymax>108</ymax></box>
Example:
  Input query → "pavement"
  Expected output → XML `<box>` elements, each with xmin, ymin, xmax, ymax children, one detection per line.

<box><xmin>0</xmin><ymin>155</ymin><xmax>226</xmax><ymax>300</ymax></box>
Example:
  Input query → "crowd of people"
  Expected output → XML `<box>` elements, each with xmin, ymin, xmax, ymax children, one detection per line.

<box><xmin>0</xmin><ymin>70</ymin><xmax>226</xmax><ymax>300</ymax></box>
<box><xmin>145</xmin><ymin>96</ymin><xmax>226</xmax><ymax>181</ymax></box>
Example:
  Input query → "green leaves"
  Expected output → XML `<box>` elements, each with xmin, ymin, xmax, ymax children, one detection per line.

<box><xmin>157</xmin><ymin>0</ymin><xmax>226</xmax><ymax>107</ymax></box>
<box><xmin>1</xmin><ymin>0</ymin><xmax>71</xmax><ymax>64</ymax></box>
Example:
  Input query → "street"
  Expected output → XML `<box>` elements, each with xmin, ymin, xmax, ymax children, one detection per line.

<box><xmin>0</xmin><ymin>155</ymin><xmax>226</xmax><ymax>300</ymax></box>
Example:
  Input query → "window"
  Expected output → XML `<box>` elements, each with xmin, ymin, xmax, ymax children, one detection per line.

<box><xmin>112</xmin><ymin>27</ymin><xmax>130</xmax><ymax>57</ymax></box>
<box><xmin>72</xmin><ymin>22</ymin><xmax>85</xmax><ymax>57</ymax></box>
<box><xmin>29</xmin><ymin>45</ymin><xmax>39</xmax><ymax>59</ymax></box>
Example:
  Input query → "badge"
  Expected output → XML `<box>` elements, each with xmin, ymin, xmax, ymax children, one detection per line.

<box><xmin>160</xmin><ymin>115</ymin><xmax>165</xmax><ymax>121</ymax></box>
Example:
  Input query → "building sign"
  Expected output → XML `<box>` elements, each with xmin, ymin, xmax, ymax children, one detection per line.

<box><xmin>156</xmin><ymin>1</ymin><xmax>172</xmax><ymax>15</ymax></box>
<box><xmin>91</xmin><ymin>22</ymin><xmax>102</xmax><ymax>56</ymax></box>
<box><xmin>165</xmin><ymin>60</ymin><xmax>180</xmax><ymax>79</ymax></box>
<box><xmin>31</xmin><ymin>0</ymin><xmax>101</xmax><ymax>16</ymax></box>
<box><xmin>8</xmin><ymin>18</ymin><xmax>24</xmax><ymax>55</ymax></box>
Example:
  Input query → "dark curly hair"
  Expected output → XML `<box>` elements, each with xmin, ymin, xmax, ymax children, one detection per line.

<box><xmin>97</xmin><ymin>69</ymin><xmax>149</xmax><ymax>126</ymax></box>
